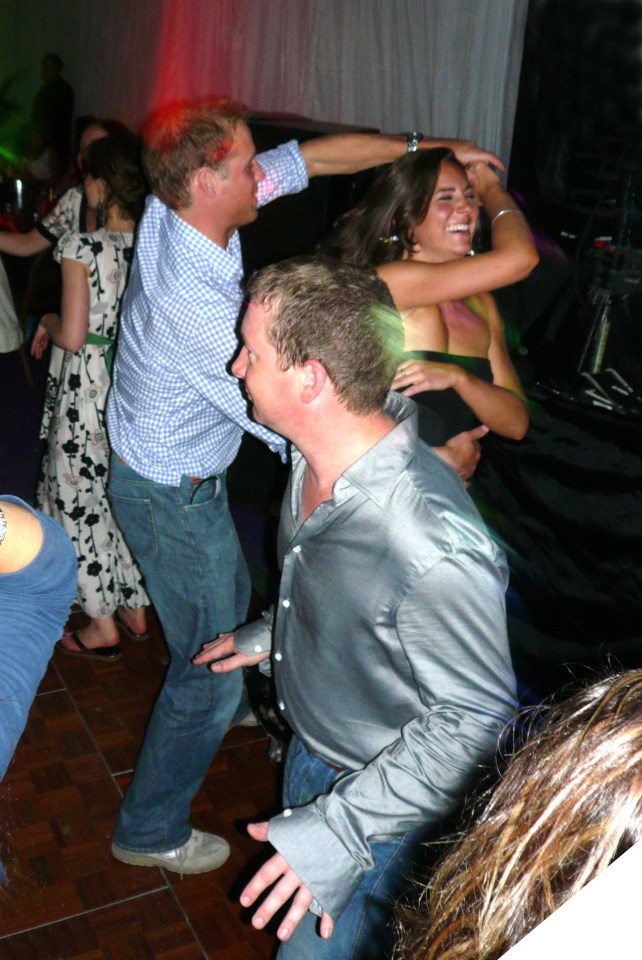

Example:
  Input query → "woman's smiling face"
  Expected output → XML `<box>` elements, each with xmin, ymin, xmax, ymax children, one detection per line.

<box><xmin>411</xmin><ymin>162</ymin><xmax>478</xmax><ymax>263</ymax></box>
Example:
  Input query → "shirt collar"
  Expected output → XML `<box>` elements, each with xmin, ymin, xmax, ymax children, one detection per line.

<box><xmin>292</xmin><ymin>393</ymin><xmax>421</xmax><ymax>510</ymax></box>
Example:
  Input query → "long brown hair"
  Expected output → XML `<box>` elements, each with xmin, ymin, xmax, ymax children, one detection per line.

<box><xmin>320</xmin><ymin>148</ymin><xmax>464</xmax><ymax>266</ymax></box>
<box><xmin>395</xmin><ymin>671</ymin><xmax>642</xmax><ymax>960</ymax></box>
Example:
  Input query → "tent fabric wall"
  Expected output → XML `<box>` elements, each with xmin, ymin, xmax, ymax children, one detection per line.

<box><xmin>1</xmin><ymin>0</ymin><xmax>528</xmax><ymax>166</ymax></box>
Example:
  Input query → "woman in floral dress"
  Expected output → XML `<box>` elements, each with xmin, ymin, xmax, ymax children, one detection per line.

<box><xmin>32</xmin><ymin>133</ymin><xmax>149</xmax><ymax>659</ymax></box>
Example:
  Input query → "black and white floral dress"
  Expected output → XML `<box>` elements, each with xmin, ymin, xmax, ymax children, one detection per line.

<box><xmin>37</xmin><ymin>229</ymin><xmax>148</xmax><ymax>619</ymax></box>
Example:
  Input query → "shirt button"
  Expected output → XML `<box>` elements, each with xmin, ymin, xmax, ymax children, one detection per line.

<box><xmin>254</xmin><ymin>645</ymin><xmax>262</xmax><ymax>653</ymax></box>
<box><xmin>282</xmin><ymin>599</ymin><xmax>290</xmax><ymax>609</ymax></box>
<box><xmin>283</xmin><ymin>808</ymin><xmax>292</xmax><ymax>817</ymax></box>
<box><xmin>278</xmin><ymin>701</ymin><xmax>285</xmax><ymax>711</ymax></box>
<box><xmin>275</xmin><ymin>652</ymin><xmax>283</xmax><ymax>661</ymax></box>
<box><xmin>293</xmin><ymin>545</ymin><xmax>301</xmax><ymax>554</ymax></box>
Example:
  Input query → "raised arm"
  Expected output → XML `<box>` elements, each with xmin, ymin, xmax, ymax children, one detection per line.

<box><xmin>378</xmin><ymin>164</ymin><xmax>538</xmax><ymax>309</ymax></box>
<box><xmin>300</xmin><ymin>134</ymin><xmax>504</xmax><ymax>178</ymax></box>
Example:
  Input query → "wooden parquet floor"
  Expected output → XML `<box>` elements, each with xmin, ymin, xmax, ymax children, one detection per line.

<box><xmin>0</xmin><ymin>609</ymin><xmax>281</xmax><ymax>959</ymax></box>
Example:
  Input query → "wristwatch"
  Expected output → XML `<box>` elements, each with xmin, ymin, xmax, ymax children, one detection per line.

<box><xmin>406</xmin><ymin>131</ymin><xmax>424</xmax><ymax>153</ymax></box>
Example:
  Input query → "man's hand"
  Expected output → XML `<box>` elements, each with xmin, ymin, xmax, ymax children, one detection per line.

<box><xmin>440</xmin><ymin>138</ymin><xmax>505</xmax><ymax>171</ymax></box>
<box><xmin>435</xmin><ymin>425</ymin><xmax>488</xmax><ymax>484</ymax></box>
<box><xmin>241</xmin><ymin>821</ymin><xmax>334</xmax><ymax>942</ymax></box>
<box><xmin>192</xmin><ymin>632</ymin><xmax>269</xmax><ymax>672</ymax></box>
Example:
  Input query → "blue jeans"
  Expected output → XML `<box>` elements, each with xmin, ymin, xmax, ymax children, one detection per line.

<box><xmin>277</xmin><ymin>739</ymin><xmax>427</xmax><ymax>960</ymax></box>
<box><xmin>108</xmin><ymin>454</ymin><xmax>251</xmax><ymax>852</ymax></box>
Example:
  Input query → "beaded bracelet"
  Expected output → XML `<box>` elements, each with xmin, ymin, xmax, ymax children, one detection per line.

<box><xmin>0</xmin><ymin>506</ymin><xmax>6</xmax><ymax>547</ymax></box>
<box><xmin>491</xmin><ymin>208</ymin><xmax>523</xmax><ymax>227</ymax></box>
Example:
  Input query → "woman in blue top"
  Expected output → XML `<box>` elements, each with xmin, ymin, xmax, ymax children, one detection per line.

<box><xmin>0</xmin><ymin>496</ymin><xmax>76</xmax><ymax>779</ymax></box>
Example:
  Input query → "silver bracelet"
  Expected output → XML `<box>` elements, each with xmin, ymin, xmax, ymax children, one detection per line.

<box><xmin>491</xmin><ymin>208</ymin><xmax>522</xmax><ymax>227</ymax></box>
<box><xmin>0</xmin><ymin>506</ymin><xmax>6</xmax><ymax>546</ymax></box>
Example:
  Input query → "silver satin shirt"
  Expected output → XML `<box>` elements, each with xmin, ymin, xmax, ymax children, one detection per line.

<box><xmin>235</xmin><ymin>393</ymin><xmax>517</xmax><ymax>918</ymax></box>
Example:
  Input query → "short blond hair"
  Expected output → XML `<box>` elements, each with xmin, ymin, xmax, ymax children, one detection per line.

<box><xmin>141</xmin><ymin>98</ymin><xmax>247</xmax><ymax>209</ymax></box>
<box><xmin>248</xmin><ymin>256</ymin><xmax>404</xmax><ymax>416</ymax></box>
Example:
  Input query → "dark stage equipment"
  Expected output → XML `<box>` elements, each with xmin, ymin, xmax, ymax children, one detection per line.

<box><xmin>578</xmin><ymin>243</ymin><xmax>642</xmax><ymax>375</ymax></box>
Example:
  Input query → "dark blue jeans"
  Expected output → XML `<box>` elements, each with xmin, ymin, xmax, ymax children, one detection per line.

<box><xmin>277</xmin><ymin>738</ymin><xmax>427</xmax><ymax>960</ymax></box>
<box><xmin>108</xmin><ymin>454</ymin><xmax>251</xmax><ymax>851</ymax></box>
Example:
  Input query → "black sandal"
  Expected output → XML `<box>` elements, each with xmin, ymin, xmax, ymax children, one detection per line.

<box><xmin>55</xmin><ymin>631</ymin><xmax>122</xmax><ymax>661</ymax></box>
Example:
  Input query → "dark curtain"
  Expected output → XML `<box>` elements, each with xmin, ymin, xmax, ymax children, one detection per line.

<box><xmin>474</xmin><ymin>384</ymin><xmax>642</xmax><ymax>701</ymax></box>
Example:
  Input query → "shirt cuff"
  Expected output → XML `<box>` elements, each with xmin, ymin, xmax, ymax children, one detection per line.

<box><xmin>234</xmin><ymin>612</ymin><xmax>273</xmax><ymax>658</ymax></box>
<box><xmin>268</xmin><ymin>805</ymin><xmax>363</xmax><ymax>920</ymax></box>
<box><xmin>256</xmin><ymin>140</ymin><xmax>309</xmax><ymax>207</ymax></box>
<box><xmin>267</xmin><ymin>436</ymin><xmax>289</xmax><ymax>463</ymax></box>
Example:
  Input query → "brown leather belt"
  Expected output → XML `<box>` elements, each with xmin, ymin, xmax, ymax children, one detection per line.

<box><xmin>117</xmin><ymin>455</ymin><xmax>203</xmax><ymax>483</ymax></box>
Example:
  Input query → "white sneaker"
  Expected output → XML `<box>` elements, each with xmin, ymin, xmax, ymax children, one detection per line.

<box><xmin>234</xmin><ymin>707</ymin><xmax>260</xmax><ymax>727</ymax></box>
<box><xmin>111</xmin><ymin>828</ymin><xmax>230</xmax><ymax>875</ymax></box>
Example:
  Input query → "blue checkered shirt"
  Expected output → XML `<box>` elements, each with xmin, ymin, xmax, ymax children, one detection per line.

<box><xmin>106</xmin><ymin>140</ymin><xmax>308</xmax><ymax>483</ymax></box>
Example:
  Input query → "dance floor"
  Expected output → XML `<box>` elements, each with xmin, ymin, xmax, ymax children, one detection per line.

<box><xmin>0</xmin><ymin>610</ymin><xmax>281</xmax><ymax>958</ymax></box>
<box><xmin>0</xmin><ymin>348</ymin><xmax>281</xmax><ymax>958</ymax></box>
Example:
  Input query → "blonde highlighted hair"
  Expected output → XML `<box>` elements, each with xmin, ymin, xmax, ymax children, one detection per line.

<box><xmin>396</xmin><ymin>671</ymin><xmax>642</xmax><ymax>960</ymax></box>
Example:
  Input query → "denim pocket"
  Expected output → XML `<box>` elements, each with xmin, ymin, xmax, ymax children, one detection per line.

<box><xmin>183</xmin><ymin>476</ymin><xmax>222</xmax><ymax>508</ymax></box>
<box><xmin>109</xmin><ymin>493</ymin><xmax>158</xmax><ymax>560</ymax></box>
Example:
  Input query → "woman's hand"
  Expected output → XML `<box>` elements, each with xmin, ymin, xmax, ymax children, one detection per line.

<box><xmin>31</xmin><ymin>319</ymin><xmax>53</xmax><ymax>359</ymax></box>
<box><xmin>443</xmin><ymin>140</ymin><xmax>505</xmax><ymax>172</ymax></box>
<box><xmin>393</xmin><ymin>359</ymin><xmax>461</xmax><ymax>397</ymax></box>
<box><xmin>465</xmin><ymin>161</ymin><xmax>502</xmax><ymax>198</ymax></box>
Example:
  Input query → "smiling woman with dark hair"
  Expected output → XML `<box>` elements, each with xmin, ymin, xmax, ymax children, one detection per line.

<box><xmin>30</xmin><ymin>134</ymin><xmax>149</xmax><ymax>659</ymax></box>
<box><xmin>324</xmin><ymin>148</ymin><xmax>538</xmax><ymax>481</ymax></box>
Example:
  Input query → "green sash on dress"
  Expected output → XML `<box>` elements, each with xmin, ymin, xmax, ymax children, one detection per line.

<box><xmin>85</xmin><ymin>332</ymin><xmax>115</xmax><ymax>377</ymax></box>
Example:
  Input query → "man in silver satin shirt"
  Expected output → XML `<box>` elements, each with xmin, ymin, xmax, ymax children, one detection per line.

<box><xmin>194</xmin><ymin>256</ymin><xmax>517</xmax><ymax>960</ymax></box>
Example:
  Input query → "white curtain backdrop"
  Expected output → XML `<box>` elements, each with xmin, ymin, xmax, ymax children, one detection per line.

<box><xmin>1</xmin><ymin>0</ymin><xmax>528</xmax><ymax>166</ymax></box>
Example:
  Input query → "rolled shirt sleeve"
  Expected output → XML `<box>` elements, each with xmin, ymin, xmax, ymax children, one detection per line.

<box><xmin>256</xmin><ymin>140</ymin><xmax>309</xmax><ymax>207</ymax></box>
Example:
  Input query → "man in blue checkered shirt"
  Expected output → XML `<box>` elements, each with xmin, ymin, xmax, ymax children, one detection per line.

<box><xmin>106</xmin><ymin>98</ymin><xmax>503</xmax><ymax>876</ymax></box>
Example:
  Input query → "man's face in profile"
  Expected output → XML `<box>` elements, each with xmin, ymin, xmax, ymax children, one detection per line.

<box><xmin>232</xmin><ymin>300</ymin><xmax>299</xmax><ymax>438</ymax></box>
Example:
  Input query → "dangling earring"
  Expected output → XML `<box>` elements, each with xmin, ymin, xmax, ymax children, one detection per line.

<box><xmin>96</xmin><ymin>202</ymin><xmax>104</xmax><ymax>229</ymax></box>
